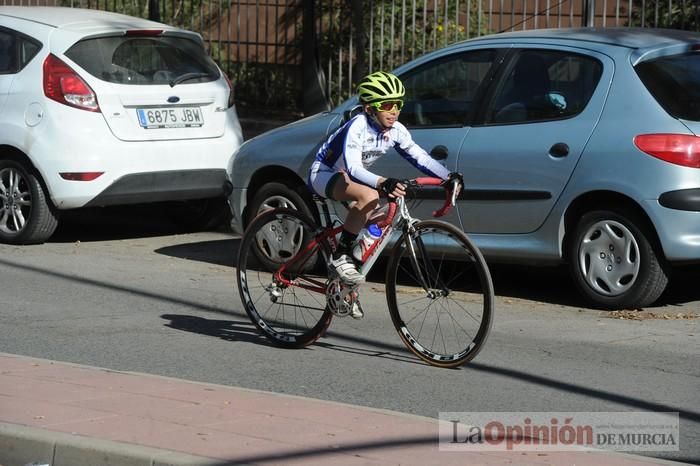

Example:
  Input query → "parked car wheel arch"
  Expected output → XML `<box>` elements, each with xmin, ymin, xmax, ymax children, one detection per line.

<box><xmin>0</xmin><ymin>146</ymin><xmax>40</xmax><ymax>175</ymax></box>
<box><xmin>244</xmin><ymin>167</ymin><xmax>317</xmax><ymax>228</ymax></box>
<box><xmin>563</xmin><ymin>191</ymin><xmax>664</xmax><ymax>262</ymax></box>
<box><xmin>0</xmin><ymin>144</ymin><xmax>58</xmax><ymax>202</ymax></box>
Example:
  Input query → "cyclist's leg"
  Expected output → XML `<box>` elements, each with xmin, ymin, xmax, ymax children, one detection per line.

<box><xmin>385</xmin><ymin>220</ymin><xmax>494</xmax><ymax>367</ymax></box>
<box><xmin>329</xmin><ymin>172</ymin><xmax>379</xmax><ymax>235</ymax></box>
<box><xmin>237</xmin><ymin>208</ymin><xmax>333</xmax><ymax>348</ymax></box>
<box><xmin>327</xmin><ymin>172</ymin><xmax>378</xmax><ymax>286</ymax></box>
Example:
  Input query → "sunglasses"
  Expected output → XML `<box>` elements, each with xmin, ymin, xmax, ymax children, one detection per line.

<box><xmin>369</xmin><ymin>100</ymin><xmax>404</xmax><ymax>112</ymax></box>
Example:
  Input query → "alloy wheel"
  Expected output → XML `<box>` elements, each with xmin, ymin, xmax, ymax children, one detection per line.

<box><xmin>0</xmin><ymin>167</ymin><xmax>32</xmax><ymax>235</ymax></box>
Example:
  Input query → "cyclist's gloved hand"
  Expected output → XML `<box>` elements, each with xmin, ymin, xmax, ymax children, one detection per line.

<box><xmin>380</xmin><ymin>178</ymin><xmax>406</xmax><ymax>199</ymax></box>
<box><xmin>443</xmin><ymin>171</ymin><xmax>464</xmax><ymax>193</ymax></box>
<box><xmin>443</xmin><ymin>171</ymin><xmax>464</xmax><ymax>188</ymax></box>
<box><xmin>441</xmin><ymin>171</ymin><xmax>464</xmax><ymax>200</ymax></box>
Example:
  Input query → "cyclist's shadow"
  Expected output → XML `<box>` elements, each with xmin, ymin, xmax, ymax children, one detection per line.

<box><xmin>161</xmin><ymin>314</ymin><xmax>271</xmax><ymax>346</ymax></box>
<box><xmin>161</xmin><ymin>313</ymin><xmax>432</xmax><ymax>366</ymax></box>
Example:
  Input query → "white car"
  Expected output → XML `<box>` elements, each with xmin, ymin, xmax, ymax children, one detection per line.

<box><xmin>0</xmin><ymin>6</ymin><xmax>243</xmax><ymax>243</ymax></box>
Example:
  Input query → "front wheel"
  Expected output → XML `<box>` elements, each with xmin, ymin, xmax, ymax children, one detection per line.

<box><xmin>237</xmin><ymin>208</ymin><xmax>333</xmax><ymax>348</ymax></box>
<box><xmin>386</xmin><ymin>220</ymin><xmax>494</xmax><ymax>368</ymax></box>
<box><xmin>568</xmin><ymin>209</ymin><xmax>668</xmax><ymax>309</ymax></box>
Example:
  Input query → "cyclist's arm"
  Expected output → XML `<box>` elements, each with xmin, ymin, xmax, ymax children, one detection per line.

<box><xmin>393</xmin><ymin>123</ymin><xmax>451</xmax><ymax>180</ymax></box>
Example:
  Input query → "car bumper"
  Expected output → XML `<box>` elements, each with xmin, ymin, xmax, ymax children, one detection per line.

<box><xmin>25</xmin><ymin>108</ymin><xmax>243</xmax><ymax>209</ymax></box>
<box><xmin>83</xmin><ymin>169</ymin><xmax>228</xmax><ymax>207</ymax></box>
<box><xmin>645</xmin><ymin>199</ymin><xmax>700</xmax><ymax>262</ymax></box>
<box><xmin>228</xmin><ymin>187</ymin><xmax>247</xmax><ymax>236</ymax></box>
<box><xmin>659</xmin><ymin>188</ymin><xmax>700</xmax><ymax>212</ymax></box>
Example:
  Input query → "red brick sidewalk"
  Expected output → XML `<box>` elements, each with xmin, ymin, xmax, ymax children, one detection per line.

<box><xmin>0</xmin><ymin>353</ymin><xmax>689</xmax><ymax>466</ymax></box>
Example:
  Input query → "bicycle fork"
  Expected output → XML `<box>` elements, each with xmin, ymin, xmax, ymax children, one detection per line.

<box><xmin>404</xmin><ymin>226</ymin><xmax>450</xmax><ymax>298</ymax></box>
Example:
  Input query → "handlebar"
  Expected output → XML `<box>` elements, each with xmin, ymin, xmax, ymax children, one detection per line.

<box><xmin>375</xmin><ymin>177</ymin><xmax>460</xmax><ymax>228</ymax></box>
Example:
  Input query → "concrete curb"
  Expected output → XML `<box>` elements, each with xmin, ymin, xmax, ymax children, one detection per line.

<box><xmin>0</xmin><ymin>422</ymin><xmax>217</xmax><ymax>466</ymax></box>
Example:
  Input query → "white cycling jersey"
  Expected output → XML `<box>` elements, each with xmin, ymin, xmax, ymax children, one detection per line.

<box><xmin>308</xmin><ymin>113</ymin><xmax>450</xmax><ymax>195</ymax></box>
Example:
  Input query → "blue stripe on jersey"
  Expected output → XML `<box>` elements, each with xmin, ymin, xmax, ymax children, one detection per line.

<box><xmin>315</xmin><ymin>117</ymin><xmax>356</xmax><ymax>168</ymax></box>
<box><xmin>395</xmin><ymin>143</ymin><xmax>441</xmax><ymax>178</ymax></box>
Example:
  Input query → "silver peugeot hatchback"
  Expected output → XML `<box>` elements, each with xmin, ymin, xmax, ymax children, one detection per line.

<box><xmin>227</xmin><ymin>28</ymin><xmax>700</xmax><ymax>310</ymax></box>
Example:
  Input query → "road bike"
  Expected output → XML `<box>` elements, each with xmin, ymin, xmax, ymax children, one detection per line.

<box><xmin>236</xmin><ymin>177</ymin><xmax>494</xmax><ymax>368</ymax></box>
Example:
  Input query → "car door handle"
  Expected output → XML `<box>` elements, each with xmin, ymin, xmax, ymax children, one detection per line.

<box><xmin>549</xmin><ymin>142</ymin><xmax>569</xmax><ymax>158</ymax></box>
<box><xmin>430</xmin><ymin>145</ymin><xmax>449</xmax><ymax>160</ymax></box>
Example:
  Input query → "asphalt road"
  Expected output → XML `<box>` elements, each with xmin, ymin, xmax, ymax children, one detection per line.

<box><xmin>1</xmin><ymin>205</ymin><xmax>698</xmax><ymax>464</ymax></box>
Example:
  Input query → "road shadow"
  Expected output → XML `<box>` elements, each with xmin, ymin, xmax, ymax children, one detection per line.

<box><xmin>158</xmin><ymin>235</ymin><xmax>700</xmax><ymax>310</ymax></box>
<box><xmin>161</xmin><ymin>314</ymin><xmax>269</xmax><ymax>345</ymax></box>
<box><xmin>50</xmin><ymin>203</ymin><xmax>230</xmax><ymax>243</ymax></box>
<box><xmin>160</xmin><ymin>313</ymin><xmax>432</xmax><ymax>367</ymax></box>
<box><xmin>157</xmin><ymin>238</ymin><xmax>238</xmax><ymax>268</ymax></box>
<box><xmin>469</xmin><ymin>262</ymin><xmax>700</xmax><ymax>309</ymax></box>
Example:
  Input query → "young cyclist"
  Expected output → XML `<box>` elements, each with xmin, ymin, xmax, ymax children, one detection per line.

<box><xmin>308</xmin><ymin>71</ymin><xmax>463</xmax><ymax>288</ymax></box>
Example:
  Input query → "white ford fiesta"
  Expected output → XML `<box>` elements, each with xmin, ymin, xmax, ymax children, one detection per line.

<box><xmin>0</xmin><ymin>6</ymin><xmax>243</xmax><ymax>243</ymax></box>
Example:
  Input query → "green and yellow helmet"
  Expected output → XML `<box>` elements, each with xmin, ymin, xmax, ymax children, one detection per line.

<box><xmin>357</xmin><ymin>71</ymin><xmax>405</xmax><ymax>103</ymax></box>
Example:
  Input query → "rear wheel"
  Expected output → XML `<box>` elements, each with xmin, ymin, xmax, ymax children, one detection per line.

<box><xmin>568</xmin><ymin>209</ymin><xmax>668</xmax><ymax>309</ymax></box>
<box><xmin>0</xmin><ymin>160</ymin><xmax>58</xmax><ymax>244</ymax></box>
<box><xmin>386</xmin><ymin>220</ymin><xmax>494</xmax><ymax>368</ymax></box>
<box><xmin>237</xmin><ymin>208</ymin><xmax>332</xmax><ymax>348</ymax></box>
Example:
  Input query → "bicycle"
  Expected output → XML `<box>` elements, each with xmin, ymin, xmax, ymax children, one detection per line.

<box><xmin>236</xmin><ymin>177</ymin><xmax>494</xmax><ymax>368</ymax></box>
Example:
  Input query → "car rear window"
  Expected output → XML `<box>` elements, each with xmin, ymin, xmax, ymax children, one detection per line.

<box><xmin>0</xmin><ymin>27</ymin><xmax>42</xmax><ymax>74</ymax></box>
<box><xmin>635</xmin><ymin>52</ymin><xmax>700</xmax><ymax>121</ymax></box>
<box><xmin>65</xmin><ymin>34</ymin><xmax>220</xmax><ymax>85</ymax></box>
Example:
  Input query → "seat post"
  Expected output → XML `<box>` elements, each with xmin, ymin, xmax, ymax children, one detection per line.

<box><xmin>312</xmin><ymin>194</ymin><xmax>334</xmax><ymax>228</ymax></box>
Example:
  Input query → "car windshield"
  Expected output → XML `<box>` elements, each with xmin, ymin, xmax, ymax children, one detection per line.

<box><xmin>65</xmin><ymin>34</ymin><xmax>219</xmax><ymax>85</ymax></box>
<box><xmin>635</xmin><ymin>51</ymin><xmax>700</xmax><ymax>121</ymax></box>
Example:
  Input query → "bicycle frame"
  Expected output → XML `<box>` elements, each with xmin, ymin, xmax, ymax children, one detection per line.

<box><xmin>273</xmin><ymin>177</ymin><xmax>455</xmax><ymax>294</ymax></box>
<box><xmin>239</xmin><ymin>175</ymin><xmax>493</xmax><ymax>366</ymax></box>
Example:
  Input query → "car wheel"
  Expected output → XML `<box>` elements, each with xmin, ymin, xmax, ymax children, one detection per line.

<box><xmin>248</xmin><ymin>182</ymin><xmax>315</xmax><ymax>222</ymax></box>
<box><xmin>164</xmin><ymin>197</ymin><xmax>231</xmax><ymax>231</ymax></box>
<box><xmin>0</xmin><ymin>160</ymin><xmax>59</xmax><ymax>244</ymax></box>
<box><xmin>568</xmin><ymin>209</ymin><xmax>668</xmax><ymax>309</ymax></box>
<box><xmin>246</xmin><ymin>182</ymin><xmax>318</xmax><ymax>270</ymax></box>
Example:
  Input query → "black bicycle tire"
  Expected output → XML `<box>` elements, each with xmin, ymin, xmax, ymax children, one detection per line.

<box><xmin>237</xmin><ymin>208</ymin><xmax>333</xmax><ymax>348</ymax></box>
<box><xmin>386</xmin><ymin>220</ymin><xmax>494</xmax><ymax>368</ymax></box>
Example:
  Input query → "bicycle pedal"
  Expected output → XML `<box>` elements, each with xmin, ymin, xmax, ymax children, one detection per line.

<box><xmin>350</xmin><ymin>301</ymin><xmax>364</xmax><ymax>319</ymax></box>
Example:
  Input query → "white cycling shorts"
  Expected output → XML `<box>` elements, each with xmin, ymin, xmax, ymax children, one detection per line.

<box><xmin>308</xmin><ymin>161</ymin><xmax>343</xmax><ymax>199</ymax></box>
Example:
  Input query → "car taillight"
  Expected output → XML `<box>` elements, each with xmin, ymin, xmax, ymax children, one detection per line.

<box><xmin>223</xmin><ymin>72</ymin><xmax>235</xmax><ymax>108</ymax></box>
<box><xmin>634</xmin><ymin>134</ymin><xmax>700</xmax><ymax>168</ymax></box>
<box><xmin>43</xmin><ymin>54</ymin><xmax>100</xmax><ymax>112</ymax></box>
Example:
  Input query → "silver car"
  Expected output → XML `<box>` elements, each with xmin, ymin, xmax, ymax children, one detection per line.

<box><xmin>227</xmin><ymin>28</ymin><xmax>700</xmax><ymax>310</ymax></box>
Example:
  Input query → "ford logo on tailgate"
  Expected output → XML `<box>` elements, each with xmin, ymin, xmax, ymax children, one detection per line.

<box><xmin>167</xmin><ymin>96</ymin><xmax>180</xmax><ymax>103</ymax></box>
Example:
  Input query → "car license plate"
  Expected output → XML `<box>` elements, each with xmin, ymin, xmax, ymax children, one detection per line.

<box><xmin>136</xmin><ymin>107</ymin><xmax>204</xmax><ymax>129</ymax></box>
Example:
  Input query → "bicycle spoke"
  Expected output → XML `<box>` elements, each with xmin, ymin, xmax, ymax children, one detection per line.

<box><xmin>387</xmin><ymin>222</ymin><xmax>493</xmax><ymax>367</ymax></box>
<box><xmin>237</xmin><ymin>208</ymin><xmax>333</xmax><ymax>348</ymax></box>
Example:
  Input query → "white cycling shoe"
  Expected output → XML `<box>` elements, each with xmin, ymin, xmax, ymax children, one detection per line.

<box><xmin>331</xmin><ymin>254</ymin><xmax>365</xmax><ymax>286</ymax></box>
<box><xmin>350</xmin><ymin>301</ymin><xmax>365</xmax><ymax>319</ymax></box>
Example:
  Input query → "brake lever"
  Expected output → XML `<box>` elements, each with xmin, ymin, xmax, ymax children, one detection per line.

<box><xmin>431</xmin><ymin>178</ymin><xmax>461</xmax><ymax>217</ymax></box>
<box><xmin>450</xmin><ymin>179</ymin><xmax>459</xmax><ymax>206</ymax></box>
